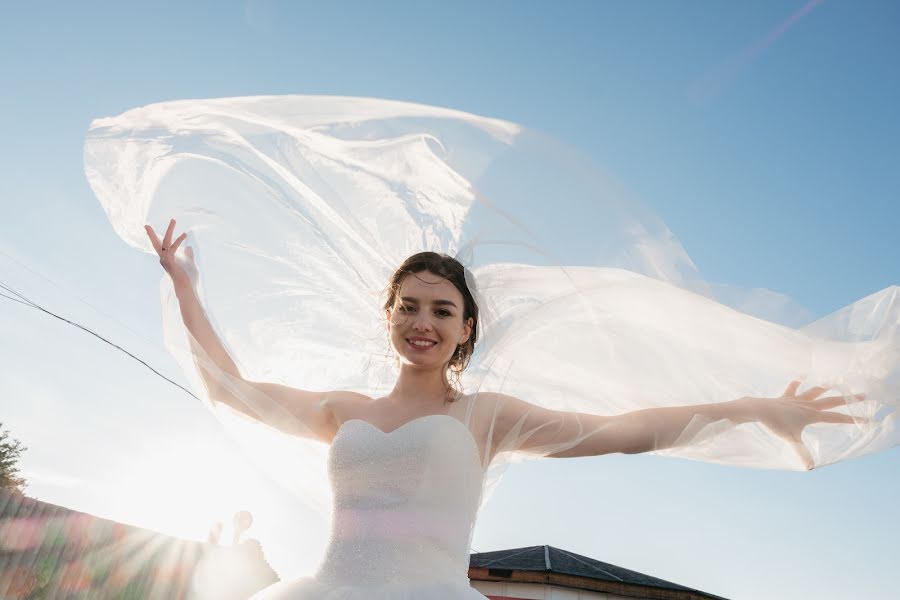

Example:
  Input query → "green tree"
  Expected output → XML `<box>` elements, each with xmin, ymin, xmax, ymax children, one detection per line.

<box><xmin>0</xmin><ymin>422</ymin><xmax>27</xmax><ymax>493</ymax></box>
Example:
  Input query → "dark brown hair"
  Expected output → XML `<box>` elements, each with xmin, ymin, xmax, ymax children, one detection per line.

<box><xmin>383</xmin><ymin>252</ymin><xmax>479</xmax><ymax>391</ymax></box>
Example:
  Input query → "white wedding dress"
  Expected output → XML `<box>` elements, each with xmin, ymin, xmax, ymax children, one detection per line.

<box><xmin>81</xmin><ymin>95</ymin><xmax>899</xmax><ymax>595</ymax></box>
<box><xmin>251</xmin><ymin>414</ymin><xmax>487</xmax><ymax>599</ymax></box>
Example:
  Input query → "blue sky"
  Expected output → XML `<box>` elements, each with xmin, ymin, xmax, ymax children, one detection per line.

<box><xmin>1</xmin><ymin>2</ymin><xmax>898</xmax><ymax>599</ymax></box>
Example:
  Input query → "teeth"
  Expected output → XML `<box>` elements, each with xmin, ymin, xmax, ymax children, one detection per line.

<box><xmin>410</xmin><ymin>340</ymin><xmax>436</xmax><ymax>347</ymax></box>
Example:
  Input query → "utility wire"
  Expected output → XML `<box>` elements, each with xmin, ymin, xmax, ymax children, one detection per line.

<box><xmin>0</xmin><ymin>290</ymin><xmax>34</xmax><ymax>308</ymax></box>
<box><xmin>0</xmin><ymin>248</ymin><xmax>149</xmax><ymax>342</ymax></box>
<box><xmin>0</xmin><ymin>275</ymin><xmax>200</xmax><ymax>402</ymax></box>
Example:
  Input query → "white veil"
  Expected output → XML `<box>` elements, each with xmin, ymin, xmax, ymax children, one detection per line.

<box><xmin>83</xmin><ymin>95</ymin><xmax>898</xmax><ymax>567</ymax></box>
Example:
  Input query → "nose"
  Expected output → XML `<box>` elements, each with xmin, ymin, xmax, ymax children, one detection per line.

<box><xmin>411</xmin><ymin>311</ymin><xmax>433</xmax><ymax>332</ymax></box>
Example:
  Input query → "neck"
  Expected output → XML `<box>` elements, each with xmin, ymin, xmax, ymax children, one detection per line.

<box><xmin>389</xmin><ymin>363</ymin><xmax>453</xmax><ymax>405</ymax></box>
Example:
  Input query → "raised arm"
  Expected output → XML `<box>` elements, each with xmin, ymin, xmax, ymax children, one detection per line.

<box><xmin>145</xmin><ymin>219</ymin><xmax>355</xmax><ymax>442</ymax></box>
<box><xmin>492</xmin><ymin>382</ymin><xmax>865</xmax><ymax>469</ymax></box>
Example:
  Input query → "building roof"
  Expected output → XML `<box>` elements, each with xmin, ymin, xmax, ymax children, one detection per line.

<box><xmin>470</xmin><ymin>545</ymin><xmax>728</xmax><ymax>600</ymax></box>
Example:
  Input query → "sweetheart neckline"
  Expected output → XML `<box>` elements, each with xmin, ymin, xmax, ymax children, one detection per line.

<box><xmin>335</xmin><ymin>414</ymin><xmax>484</xmax><ymax>468</ymax></box>
<box><xmin>340</xmin><ymin>413</ymin><xmax>457</xmax><ymax>436</ymax></box>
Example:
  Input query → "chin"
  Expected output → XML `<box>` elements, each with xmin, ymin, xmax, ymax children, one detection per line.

<box><xmin>400</xmin><ymin>355</ymin><xmax>447</xmax><ymax>369</ymax></box>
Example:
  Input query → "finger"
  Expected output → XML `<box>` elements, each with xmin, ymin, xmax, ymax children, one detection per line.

<box><xmin>144</xmin><ymin>225</ymin><xmax>161</xmax><ymax>253</ymax></box>
<box><xmin>810</xmin><ymin>393</ymin><xmax>866</xmax><ymax>410</ymax></box>
<box><xmin>163</xmin><ymin>218</ymin><xmax>177</xmax><ymax>248</ymax></box>
<box><xmin>783</xmin><ymin>380</ymin><xmax>801</xmax><ymax>397</ymax></box>
<box><xmin>185</xmin><ymin>246</ymin><xmax>194</xmax><ymax>260</ymax></box>
<box><xmin>169</xmin><ymin>232</ymin><xmax>188</xmax><ymax>253</ymax></box>
<box><xmin>799</xmin><ymin>386</ymin><xmax>829</xmax><ymax>401</ymax></box>
<box><xmin>789</xmin><ymin>436</ymin><xmax>814</xmax><ymax>471</ymax></box>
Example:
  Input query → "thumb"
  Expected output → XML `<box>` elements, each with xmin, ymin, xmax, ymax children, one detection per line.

<box><xmin>789</xmin><ymin>434</ymin><xmax>815</xmax><ymax>471</ymax></box>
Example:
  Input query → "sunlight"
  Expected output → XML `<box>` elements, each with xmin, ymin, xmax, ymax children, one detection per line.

<box><xmin>103</xmin><ymin>432</ymin><xmax>256</xmax><ymax>542</ymax></box>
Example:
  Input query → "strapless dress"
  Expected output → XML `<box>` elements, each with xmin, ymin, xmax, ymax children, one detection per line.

<box><xmin>250</xmin><ymin>414</ymin><xmax>487</xmax><ymax>599</ymax></box>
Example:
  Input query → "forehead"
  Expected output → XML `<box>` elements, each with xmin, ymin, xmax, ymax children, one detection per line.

<box><xmin>397</xmin><ymin>270</ymin><xmax>462</xmax><ymax>302</ymax></box>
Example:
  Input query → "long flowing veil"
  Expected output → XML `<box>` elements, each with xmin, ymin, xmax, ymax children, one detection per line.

<box><xmin>84</xmin><ymin>95</ymin><xmax>899</xmax><ymax>575</ymax></box>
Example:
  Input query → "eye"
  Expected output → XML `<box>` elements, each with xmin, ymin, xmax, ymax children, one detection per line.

<box><xmin>397</xmin><ymin>304</ymin><xmax>416</xmax><ymax>313</ymax></box>
<box><xmin>435</xmin><ymin>309</ymin><xmax>452</xmax><ymax>317</ymax></box>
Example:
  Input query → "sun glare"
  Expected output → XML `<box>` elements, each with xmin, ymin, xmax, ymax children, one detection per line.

<box><xmin>104</xmin><ymin>432</ymin><xmax>257</xmax><ymax>542</ymax></box>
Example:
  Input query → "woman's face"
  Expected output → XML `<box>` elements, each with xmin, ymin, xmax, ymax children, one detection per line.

<box><xmin>387</xmin><ymin>270</ymin><xmax>472</xmax><ymax>370</ymax></box>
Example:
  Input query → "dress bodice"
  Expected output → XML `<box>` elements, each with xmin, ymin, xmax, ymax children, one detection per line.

<box><xmin>315</xmin><ymin>414</ymin><xmax>485</xmax><ymax>587</ymax></box>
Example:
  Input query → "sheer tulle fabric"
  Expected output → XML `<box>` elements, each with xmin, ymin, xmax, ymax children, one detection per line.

<box><xmin>84</xmin><ymin>95</ymin><xmax>898</xmax><ymax>559</ymax></box>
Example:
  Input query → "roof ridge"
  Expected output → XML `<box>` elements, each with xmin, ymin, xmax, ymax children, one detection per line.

<box><xmin>553</xmin><ymin>547</ymin><xmax>625</xmax><ymax>582</ymax></box>
<box><xmin>477</xmin><ymin>545</ymin><xmax>542</xmax><ymax>567</ymax></box>
<box><xmin>470</xmin><ymin>544</ymin><xmax>728</xmax><ymax>599</ymax></box>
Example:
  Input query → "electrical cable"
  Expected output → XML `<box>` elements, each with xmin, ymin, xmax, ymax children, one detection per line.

<box><xmin>0</xmin><ymin>271</ymin><xmax>200</xmax><ymax>402</ymax></box>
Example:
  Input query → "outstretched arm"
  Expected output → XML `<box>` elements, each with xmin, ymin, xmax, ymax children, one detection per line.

<box><xmin>146</xmin><ymin>220</ymin><xmax>249</xmax><ymax>398</ymax></box>
<box><xmin>145</xmin><ymin>218</ymin><xmax>356</xmax><ymax>442</ymax></box>
<box><xmin>494</xmin><ymin>382</ymin><xmax>865</xmax><ymax>469</ymax></box>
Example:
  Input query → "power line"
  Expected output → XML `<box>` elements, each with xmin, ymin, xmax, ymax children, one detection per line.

<box><xmin>0</xmin><ymin>276</ymin><xmax>200</xmax><ymax>402</ymax></box>
<box><xmin>0</xmin><ymin>247</ymin><xmax>149</xmax><ymax>342</ymax></box>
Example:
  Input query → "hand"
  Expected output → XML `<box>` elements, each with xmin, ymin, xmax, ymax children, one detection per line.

<box><xmin>743</xmin><ymin>380</ymin><xmax>868</xmax><ymax>470</ymax></box>
<box><xmin>144</xmin><ymin>218</ymin><xmax>198</xmax><ymax>287</ymax></box>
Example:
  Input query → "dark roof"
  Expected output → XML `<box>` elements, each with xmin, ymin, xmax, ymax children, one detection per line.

<box><xmin>470</xmin><ymin>545</ymin><xmax>728</xmax><ymax>600</ymax></box>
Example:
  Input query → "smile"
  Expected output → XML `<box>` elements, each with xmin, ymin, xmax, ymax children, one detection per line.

<box><xmin>407</xmin><ymin>338</ymin><xmax>437</xmax><ymax>349</ymax></box>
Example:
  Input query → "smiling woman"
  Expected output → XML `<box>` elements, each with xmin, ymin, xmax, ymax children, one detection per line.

<box><xmin>383</xmin><ymin>252</ymin><xmax>478</xmax><ymax>390</ymax></box>
<box><xmin>85</xmin><ymin>95</ymin><xmax>899</xmax><ymax>598</ymax></box>
<box><xmin>389</xmin><ymin>272</ymin><xmax>470</xmax><ymax>369</ymax></box>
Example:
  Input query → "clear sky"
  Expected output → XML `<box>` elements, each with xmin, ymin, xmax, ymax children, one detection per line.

<box><xmin>1</xmin><ymin>2</ymin><xmax>898</xmax><ymax>599</ymax></box>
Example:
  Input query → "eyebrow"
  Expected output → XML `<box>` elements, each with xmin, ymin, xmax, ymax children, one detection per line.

<box><xmin>400</xmin><ymin>296</ymin><xmax>458</xmax><ymax>308</ymax></box>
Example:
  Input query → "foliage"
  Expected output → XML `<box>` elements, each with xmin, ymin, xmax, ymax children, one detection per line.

<box><xmin>0</xmin><ymin>422</ymin><xmax>27</xmax><ymax>493</ymax></box>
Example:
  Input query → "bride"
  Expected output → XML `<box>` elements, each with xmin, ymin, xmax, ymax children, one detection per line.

<box><xmin>146</xmin><ymin>216</ymin><xmax>867</xmax><ymax>599</ymax></box>
<box><xmin>86</xmin><ymin>95</ymin><xmax>895</xmax><ymax>598</ymax></box>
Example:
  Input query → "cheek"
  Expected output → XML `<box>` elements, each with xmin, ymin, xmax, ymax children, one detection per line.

<box><xmin>441</xmin><ymin>321</ymin><xmax>462</xmax><ymax>340</ymax></box>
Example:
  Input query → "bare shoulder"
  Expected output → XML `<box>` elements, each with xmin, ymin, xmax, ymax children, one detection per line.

<box><xmin>459</xmin><ymin>391</ymin><xmax>525</xmax><ymax>464</ymax></box>
<box><xmin>308</xmin><ymin>389</ymin><xmax>373</xmax><ymax>442</ymax></box>
<box><xmin>458</xmin><ymin>391</ymin><xmax>517</xmax><ymax>429</ymax></box>
<box><xmin>464</xmin><ymin>391</ymin><xmax>559</xmax><ymax>434</ymax></box>
<box><xmin>324</xmin><ymin>390</ymin><xmax>374</xmax><ymax>421</ymax></box>
<box><xmin>464</xmin><ymin>391</ymin><xmax>523</xmax><ymax>414</ymax></box>
<box><xmin>236</xmin><ymin>380</ymin><xmax>372</xmax><ymax>442</ymax></box>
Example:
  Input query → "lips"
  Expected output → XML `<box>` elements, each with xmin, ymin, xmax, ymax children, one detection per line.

<box><xmin>407</xmin><ymin>337</ymin><xmax>438</xmax><ymax>349</ymax></box>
